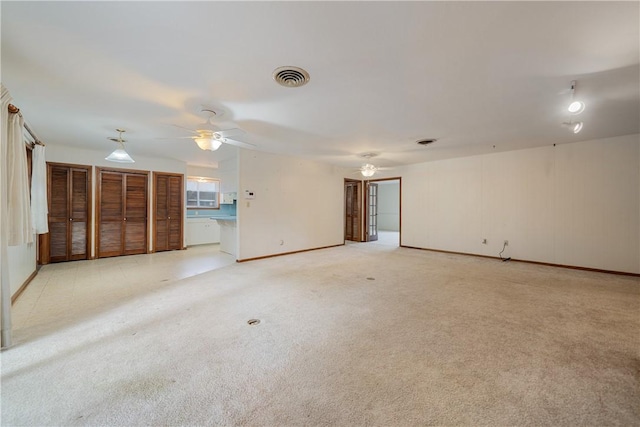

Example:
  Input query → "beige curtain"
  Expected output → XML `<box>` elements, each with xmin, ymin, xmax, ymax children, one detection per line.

<box><xmin>30</xmin><ymin>145</ymin><xmax>48</xmax><ymax>234</ymax></box>
<box><xmin>5</xmin><ymin>96</ymin><xmax>33</xmax><ymax>245</ymax></box>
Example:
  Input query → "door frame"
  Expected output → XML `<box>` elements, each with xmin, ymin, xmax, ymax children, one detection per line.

<box><xmin>95</xmin><ymin>166</ymin><xmax>151</xmax><ymax>258</ymax></box>
<box><xmin>363</xmin><ymin>177</ymin><xmax>402</xmax><ymax>246</ymax></box>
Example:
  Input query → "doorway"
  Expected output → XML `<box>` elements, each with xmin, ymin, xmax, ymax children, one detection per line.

<box><xmin>366</xmin><ymin>178</ymin><xmax>400</xmax><ymax>246</ymax></box>
<box><xmin>344</xmin><ymin>177</ymin><xmax>401</xmax><ymax>246</ymax></box>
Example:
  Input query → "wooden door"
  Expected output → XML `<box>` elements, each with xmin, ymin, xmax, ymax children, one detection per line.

<box><xmin>123</xmin><ymin>174</ymin><xmax>148</xmax><ymax>255</ymax></box>
<box><xmin>154</xmin><ymin>173</ymin><xmax>183</xmax><ymax>252</ymax></box>
<box><xmin>97</xmin><ymin>168</ymin><xmax>149</xmax><ymax>258</ymax></box>
<box><xmin>46</xmin><ymin>163</ymin><xmax>91</xmax><ymax>263</ymax></box>
<box><xmin>98</xmin><ymin>171</ymin><xmax>124</xmax><ymax>257</ymax></box>
<box><xmin>366</xmin><ymin>182</ymin><xmax>378</xmax><ymax>242</ymax></box>
<box><xmin>48</xmin><ymin>165</ymin><xmax>70</xmax><ymax>262</ymax></box>
<box><xmin>344</xmin><ymin>180</ymin><xmax>362</xmax><ymax>242</ymax></box>
<box><xmin>69</xmin><ymin>168</ymin><xmax>90</xmax><ymax>259</ymax></box>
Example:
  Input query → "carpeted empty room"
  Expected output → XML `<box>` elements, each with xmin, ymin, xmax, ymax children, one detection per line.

<box><xmin>1</xmin><ymin>242</ymin><xmax>638</xmax><ymax>426</ymax></box>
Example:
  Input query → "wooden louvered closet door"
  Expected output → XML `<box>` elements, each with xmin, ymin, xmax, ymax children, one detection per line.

<box><xmin>97</xmin><ymin>168</ymin><xmax>149</xmax><ymax>258</ymax></box>
<box><xmin>154</xmin><ymin>172</ymin><xmax>184</xmax><ymax>252</ymax></box>
<box><xmin>47</xmin><ymin>163</ymin><xmax>91</xmax><ymax>263</ymax></box>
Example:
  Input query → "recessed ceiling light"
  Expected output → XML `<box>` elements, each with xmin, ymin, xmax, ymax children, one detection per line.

<box><xmin>273</xmin><ymin>66</ymin><xmax>310</xmax><ymax>88</ymax></box>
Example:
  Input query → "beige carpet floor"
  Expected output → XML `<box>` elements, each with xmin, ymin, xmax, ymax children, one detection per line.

<box><xmin>1</xmin><ymin>243</ymin><xmax>639</xmax><ymax>426</ymax></box>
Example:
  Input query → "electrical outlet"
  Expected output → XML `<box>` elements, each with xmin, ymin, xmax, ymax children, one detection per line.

<box><xmin>504</xmin><ymin>240</ymin><xmax>509</xmax><ymax>246</ymax></box>
<box><xmin>482</xmin><ymin>239</ymin><xmax>487</xmax><ymax>244</ymax></box>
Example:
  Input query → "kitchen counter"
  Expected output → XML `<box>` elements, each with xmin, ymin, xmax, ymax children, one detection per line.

<box><xmin>185</xmin><ymin>216</ymin><xmax>236</xmax><ymax>255</ymax></box>
<box><xmin>186</xmin><ymin>215</ymin><xmax>236</xmax><ymax>221</ymax></box>
<box><xmin>208</xmin><ymin>216</ymin><xmax>236</xmax><ymax>221</ymax></box>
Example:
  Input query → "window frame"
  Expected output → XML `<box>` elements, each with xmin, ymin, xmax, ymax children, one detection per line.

<box><xmin>186</xmin><ymin>177</ymin><xmax>221</xmax><ymax>210</ymax></box>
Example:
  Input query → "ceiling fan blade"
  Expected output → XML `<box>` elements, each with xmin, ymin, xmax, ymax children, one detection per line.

<box><xmin>172</xmin><ymin>124</ymin><xmax>200</xmax><ymax>134</ymax></box>
<box><xmin>215</xmin><ymin>128</ymin><xmax>245</xmax><ymax>138</ymax></box>
<box><xmin>156</xmin><ymin>136</ymin><xmax>196</xmax><ymax>140</ymax></box>
<box><xmin>223</xmin><ymin>138</ymin><xmax>255</xmax><ymax>149</ymax></box>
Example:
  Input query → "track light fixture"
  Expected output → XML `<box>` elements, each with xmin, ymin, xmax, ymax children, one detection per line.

<box><xmin>567</xmin><ymin>80</ymin><xmax>585</xmax><ymax>114</ymax></box>
<box><xmin>563</xmin><ymin>121</ymin><xmax>583</xmax><ymax>134</ymax></box>
<box><xmin>561</xmin><ymin>80</ymin><xmax>586</xmax><ymax>134</ymax></box>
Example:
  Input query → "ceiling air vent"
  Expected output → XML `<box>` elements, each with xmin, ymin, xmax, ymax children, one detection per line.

<box><xmin>417</xmin><ymin>138</ymin><xmax>437</xmax><ymax>146</ymax></box>
<box><xmin>273</xmin><ymin>66</ymin><xmax>310</xmax><ymax>88</ymax></box>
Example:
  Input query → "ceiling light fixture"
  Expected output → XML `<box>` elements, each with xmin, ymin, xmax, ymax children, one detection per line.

<box><xmin>105</xmin><ymin>129</ymin><xmax>135</xmax><ymax>163</ymax></box>
<box><xmin>563</xmin><ymin>121</ymin><xmax>584</xmax><ymax>134</ymax></box>
<box><xmin>194</xmin><ymin>136</ymin><xmax>223</xmax><ymax>151</ymax></box>
<box><xmin>361</xmin><ymin>163</ymin><xmax>377</xmax><ymax>177</ymax></box>
<box><xmin>567</xmin><ymin>80</ymin><xmax>585</xmax><ymax>114</ymax></box>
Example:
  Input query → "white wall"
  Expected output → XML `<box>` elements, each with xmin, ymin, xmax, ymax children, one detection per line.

<box><xmin>218</xmin><ymin>152</ymin><xmax>239</xmax><ymax>193</ymax></box>
<box><xmin>377</xmin><ymin>181</ymin><xmax>400</xmax><ymax>231</ymax></box>
<box><xmin>237</xmin><ymin>150</ymin><xmax>344</xmax><ymax>260</ymax></box>
<box><xmin>187</xmin><ymin>165</ymin><xmax>219</xmax><ymax>180</ymax></box>
<box><xmin>8</xmin><ymin>242</ymin><xmax>36</xmax><ymax>297</ymax></box>
<box><xmin>401</xmin><ymin>134</ymin><xmax>640</xmax><ymax>274</ymax></box>
<box><xmin>45</xmin><ymin>144</ymin><xmax>187</xmax><ymax>255</ymax></box>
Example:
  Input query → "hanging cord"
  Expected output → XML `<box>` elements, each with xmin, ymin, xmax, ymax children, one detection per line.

<box><xmin>499</xmin><ymin>241</ymin><xmax>511</xmax><ymax>262</ymax></box>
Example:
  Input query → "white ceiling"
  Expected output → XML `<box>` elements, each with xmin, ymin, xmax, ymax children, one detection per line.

<box><xmin>2</xmin><ymin>1</ymin><xmax>638</xmax><ymax>169</ymax></box>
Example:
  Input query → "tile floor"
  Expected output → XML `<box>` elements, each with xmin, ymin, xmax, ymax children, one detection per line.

<box><xmin>11</xmin><ymin>244</ymin><xmax>235</xmax><ymax>333</ymax></box>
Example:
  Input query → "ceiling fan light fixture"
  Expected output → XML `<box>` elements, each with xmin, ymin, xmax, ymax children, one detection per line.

<box><xmin>361</xmin><ymin>163</ymin><xmax>377</xmax><ymax>177</ymax></box>
<box><xmin>194</xmin><ymin>137</ymin><xmax>223</xmax><ymax>151</ymax></box>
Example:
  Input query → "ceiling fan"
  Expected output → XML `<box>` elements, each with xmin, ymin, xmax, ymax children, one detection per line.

<box><xmin>353</xmin><ymin>153</ymin><xmax>392</xmax><ymax>177</ymax></box>
<box><xmin>171</xmin><ymin>108</ymin><xmax>254</xmax><ymax>151</ymax></box>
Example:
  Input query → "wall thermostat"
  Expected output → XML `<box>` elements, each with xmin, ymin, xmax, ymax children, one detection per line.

<box><xmin>244</xmin><ymin>190</ymin><xmax>255</xmax><ymax>200</ymax></box>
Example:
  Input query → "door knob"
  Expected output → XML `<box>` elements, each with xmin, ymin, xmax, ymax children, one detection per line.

<box><xmin>69</xmin><ymin>218</ymin><xmax>73</xmax><ymax>221</ymax></box>
<box><xmin>124</xmin><ymin>218</ymin><xmax>127</xmax><ymax>221</ymax></box>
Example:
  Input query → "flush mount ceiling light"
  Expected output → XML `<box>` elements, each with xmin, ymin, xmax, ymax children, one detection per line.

<box><xmin>563</xmin><ymin>121</ymin><xmax>584</xmax><ymax>134</ymax></box>
<box><xmin>105</xmin><ymin>129</ymin><xmax>135</xmax><ymax>163</ymax></box>
<box><xmin>193</xmin><ymin>136</ymin><xmax>223</xmax><ymax>151</ymax></box>
<box><xmin>567</xmin><ymin>80</ymin><xmax>585</xmax><ymax>114</ymax></box>
<box><xmin>273</xmin><ymin>66</ymin><xmax>310</xmax><ymax>87</ymax></box>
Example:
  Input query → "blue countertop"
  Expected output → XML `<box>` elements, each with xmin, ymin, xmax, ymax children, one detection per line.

<box><xmin>187</xmin><ymin>214</ymin><xmax>236</xmax><ymax>221</ymax></box>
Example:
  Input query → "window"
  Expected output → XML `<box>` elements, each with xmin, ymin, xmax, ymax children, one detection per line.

<box><xmin>186</xmin><ymin>177</ymin><xmax>220</xmax><ymax>209</ymax></box>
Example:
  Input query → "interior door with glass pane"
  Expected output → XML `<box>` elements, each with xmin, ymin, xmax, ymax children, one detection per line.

<box><xmin>344</xmin><ymin>180</ymin><xmax>361</xmax><ymax>242</ymax></box>
<box><xmin>366</xmin><ymin>182</ymin><xmax>378</xmax><ymax>242</ymax></box>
